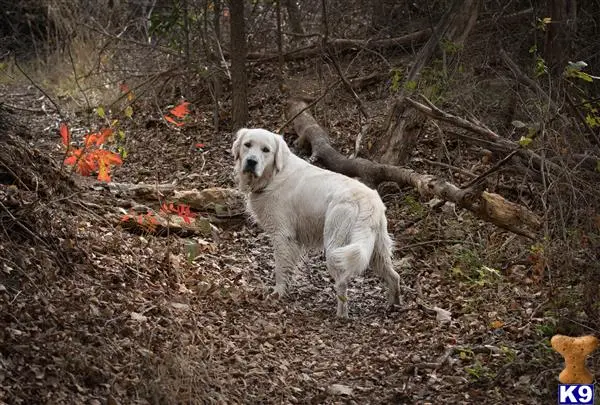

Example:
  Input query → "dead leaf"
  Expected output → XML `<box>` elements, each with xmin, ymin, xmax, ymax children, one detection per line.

<box><xmin>327</xmin><ymin>383</ymin><xmax>353</xmax><ymax>396</ymax></box>
<box><xmin>130</xmin><ymin>312</ymin><xmax>148</xmax><ymax>322</ymax></box>
<box><xmin>433</xmin><ymin>307</ymin><xmax>452</xmax><ymax>323</ymax></box>
<box><xmin>490</xmin><ymin>320</ymin><xmax>504</xmax><ymax>329</ymax></box>
<box><xmin>171</xmin><ymin>302</ymin><xmax>190</xmax><ymax>311</ymax></box>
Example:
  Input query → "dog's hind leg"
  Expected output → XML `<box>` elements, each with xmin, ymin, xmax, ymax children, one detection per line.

<box><xmin>324</xmin><ymin>203</ymin><xmax>374</xmax><ymax>318</ymax></box>
<box><xmin>372</xmin><ymin>224</ymin><xmax>402</xmax><ymax>306</ymax></box>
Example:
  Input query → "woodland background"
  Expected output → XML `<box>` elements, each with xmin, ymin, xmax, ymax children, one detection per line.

<box><xmin>1</xmin><ymin>0</ymin><xmax>599</xmax><ymax>403</ymax></box>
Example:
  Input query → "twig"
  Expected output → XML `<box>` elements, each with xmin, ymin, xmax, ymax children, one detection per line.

<box><xmin>82</xmin><ymin>23</ymin><xmax>181</xmax><ymax>57</ymax></box>
<box><xmin>399</xmin><ymin>239</ymin><xmax>481</xmax><ymax>250</ymax></box>
<box><xmin>67</xmin><ymin>44</ymin><xmax>92</xmax><ymax>112</ymax></box>
<box><xmin>276</xmin><ymin>79</ymin><xmax>342</xmax><ymax>133</ymax></box>
<box><xmin>405</xmin><ymin>95</ymin><xmax>563</xmax><ymax>175</ymax></box>
<box><xmin>0</xmin><ymin>161</ymin><xmax>29</xmax><ymax>190</ymax></box>
<box><xmin>564</xmin><ymin>91</ymin><xmax>600</xmax><ymax>146</ymax></box>
<box><xmin>283</xmin><ymin>31</ymin><xmax>322</xmax><ymax>38</ymax></box>
<box><xmin>351</xmin><ymin>123</ymin><xmax>369</xmax><ymax>159</ymax></box>
<box><xmin>0</xmin><ymin>201</ymin><xmax>49</xmax><ymax>249</ymax></box>
<box><xmin>327</xmin><ymin>52</ymin><xmax>370</xmax><ymax>119</ymax></box>
<box><xmin>0</xmin><ymin>103</ymin><xmax>51</xmax><ymax>114</ymax></box>
<box><xmin>414</xmin><ymin>157</ymin><xmax>477</xmax><ymax>178</ymax></box>
<box><xmin>461</xmin><ymin>149</ymin><xmax>520</xmax><ymax>189</ymax></box>
<box><xmin>13</xmin><ymin>55</ymin><xmax>64</xmax><ymax>121</ymax></box>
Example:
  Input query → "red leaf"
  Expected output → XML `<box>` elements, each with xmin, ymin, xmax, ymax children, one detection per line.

<box><xmin>64</xmin><ymin>149</ymin><xmax>81</xmax><ymax>166</ymax></box>
<box><xmin>119</xmin><ymin>82</ymin><xmax>130</xmax><ymax>93</ymax></box>
<box><xmin>196</xmin><ymin>143</ymin><xmax>205</xmax><ymax>148</ymax></box>
<box><xmin>84</xmin><ymin>132</ymin><xmax>100</xmax><ymax>147</ymax></box>
<box><xmin>96</xmin><ymin>127</ymin><xmax>113</xmax><ymax>146</ymax></box>
<box><xmin>59</xmin><ymin>122</ymin><xmax>70</xmax><ymax>146</ymax></box>
<box><xmin>160</xmin><ymin>203</ymin><xmax>169</xmax><ymax>215</ymax></box>
<box><xmin>169</xmin><ymin>101</ymin><xmax>190</xmax><ymax>119</ymax></box>
<box><xmin>121</xmin><ymin>214</ymin><xmax>131</xmax><ymax>222</ymax></box>
<box><xmin>164</xmin><ymin>115</ymin><xmax>184</xmax><ymax>127</ymax></box>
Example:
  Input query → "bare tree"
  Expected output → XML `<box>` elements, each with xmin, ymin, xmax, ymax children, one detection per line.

<box><xmin>375</xmin><ymin>0</ymin><xmax>481</xmax><ymax>165</ymax></box>
<box><xmin>229</xmin><ymin>0</ymin><xmax>248</xmax><ymax>129</ymax></box>
<box><xmin>284</xmin><ymin>0</ymin><xmax>304</xmax><ymax>35</ymax></box>
<box><xmin>543</xmin><ymin>0</ymin><xmax>577</xmax><ymax>74</ymax></box>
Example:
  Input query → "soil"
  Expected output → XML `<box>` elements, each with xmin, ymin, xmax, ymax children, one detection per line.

<box><xmin>0</xmin><ymin>71</ymin><xmax>595</xmax><ymax>405</ymax></box>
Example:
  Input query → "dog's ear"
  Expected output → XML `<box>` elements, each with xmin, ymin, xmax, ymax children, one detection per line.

<box><xmin>274</xmin><ymin>133</ymin><xmax>291</xmax><ymax>172</ymax></box>
<box><xmin>231</xmin><ymin>128</ymin><xmax>248</xmax><ymax>160</ymax></box>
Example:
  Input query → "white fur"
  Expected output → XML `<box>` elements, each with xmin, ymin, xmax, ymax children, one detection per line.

<box><xmin>232</xmin><ymin>128</ymin><xmax>402</xmax><ymax>317</ymax></box>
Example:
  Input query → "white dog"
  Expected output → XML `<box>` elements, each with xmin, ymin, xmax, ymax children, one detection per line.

<box><xmin>232</xmin><ymin>128</ymin><xmax>402</xmax><ymax>317</ymax></box>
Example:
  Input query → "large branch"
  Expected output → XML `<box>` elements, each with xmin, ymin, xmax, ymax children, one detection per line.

<box><xmin>403</xmin><ymin>96</ymin><xmax>563</xmax><ymax>175</ymax></box>
<box><xmin>239</xmin><ymin>31</ymin><xmax>433</xmax><ymax>61</ymax></box>
<box><xmin>286</xmin><ymin>99</ymin><xmax>541</xmax><ymax>239</ymax></box>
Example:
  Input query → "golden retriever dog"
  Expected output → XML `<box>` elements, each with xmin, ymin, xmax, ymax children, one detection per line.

<box><xmin>232</xmin><ymin>128</ymin><xmax>402</xmax><ymax>318</ymax></box>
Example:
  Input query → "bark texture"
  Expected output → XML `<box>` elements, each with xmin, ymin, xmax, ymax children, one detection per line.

<box><xmin>229</xmin><ymin>0</ymin><xmax>248</xmax><ymax>129</ymax></box>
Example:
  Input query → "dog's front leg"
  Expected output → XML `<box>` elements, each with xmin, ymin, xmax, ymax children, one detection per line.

<box><xmin>270</xmin><ymin>236</ymin><xmax>302</xmax><ymax>298</ymax></box>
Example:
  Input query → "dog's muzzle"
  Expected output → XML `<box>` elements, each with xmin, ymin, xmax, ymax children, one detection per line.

<box><xmin>243</xmin><ymin>156</ymin><xmax>258</xmax><ymax>174</ymax></box>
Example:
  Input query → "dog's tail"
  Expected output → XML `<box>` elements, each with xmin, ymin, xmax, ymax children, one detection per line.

<box><xmin>371</xmin><ymin>215</ymin><xmax>402</xmax><ymax>305</ymax></box>
<box><xmin>328</xmin><ymin>231</ymin><xmax>376</xmax><ymax>280</ymax></box>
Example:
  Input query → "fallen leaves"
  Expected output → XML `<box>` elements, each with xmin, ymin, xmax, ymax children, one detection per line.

<box><xmin>434</xmin><ymin>306</ymin><xmax>452</xmax><ymax>324</ymax></box>
<box><xmin>164</xmin><ymin>100</ymin><xmax>191</xmax><ymax>127</ymax></box>
<box><xmin>327</xmin><ymin>383</ymin><xmax>353</xmax><ymax>396</ymax></box>
<box><xmin>59</xmin><ymin>123</ymin><xmax>123</xmax><ymax>182</ymax></box>
<box><xmin>59</xmin><ymin>122</ymin><xmax>70</xmax><ymax>146</ymax></box>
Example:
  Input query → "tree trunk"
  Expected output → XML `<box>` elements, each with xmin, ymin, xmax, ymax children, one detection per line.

<box><xmin>213</xmin><ymin>0</ymin><xmax>222</xmax><ymax>42</ymax></box>
<box><xmin>543</xmin><ymin>0</ymin><xmax>577</xmax><ymax>75</ymax></box>
<box><xmin>229</xmin><ymin>0</ymin><xmax>248</xmax><ymax>130</ymax></box>
<box><xmin>285</xmin><ymin>99</ymin><xmax>541</xmax><ymax>239</ymax></box>
<box><xmin>376</xmin><ymin>0</ymin><xmax>481</xmax><ymax>166</ymax></box>
<box><xmin>284</xmin><ymin>0</ymin><xmax>304</xmax><ymax>35</ymax></box>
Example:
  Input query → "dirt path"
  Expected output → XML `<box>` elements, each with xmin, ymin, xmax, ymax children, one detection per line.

<box><xmin>1</xmin><ymin>84</ymin><xmax>566</xmax><ymax>404</ymax></box>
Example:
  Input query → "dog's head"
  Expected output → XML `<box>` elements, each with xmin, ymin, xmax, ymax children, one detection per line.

<box><xmin>231</xmin><ymin>128</ymin><xmax>291</xmax><ymax>192</ymax></box>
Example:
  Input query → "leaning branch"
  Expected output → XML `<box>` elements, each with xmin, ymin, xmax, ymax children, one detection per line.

<box><xmin>286</xmin><ymin>99</ymin><xmax>541</xmax><ymax>239</ymax></box>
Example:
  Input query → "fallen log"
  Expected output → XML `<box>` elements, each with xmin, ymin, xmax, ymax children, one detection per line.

<box><xmin>89</xmin><ymin>183</ymin><xmax>246</xmax><ymax>235</ymax></box>
<box><xmin>286</xmin><ymin>98</ymin><xmax>541</xmax><ymax>239</ymax></box>
<box><xmin>93</xmin><ymin>183</ymin><xmax>246</xmax><ymax>218</ymax></box>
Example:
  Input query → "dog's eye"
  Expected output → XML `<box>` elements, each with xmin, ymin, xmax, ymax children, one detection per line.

<box><xmin>244</xmin><ymin>142</ymin><xmax>252</xmax><ymax>148</ymax></box>
<box><xmin>262</xmin><ymin>147</ymin><xmax>270</xmax><ymax>153</ymax></box>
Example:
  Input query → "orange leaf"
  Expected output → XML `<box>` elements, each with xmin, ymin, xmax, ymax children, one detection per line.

<box><xmin>64</xmin><ymin>149</ymin><xmax>81</xmax><ymax>166</ymax></box>
<box><xmin>94</xmin><ymin>150</ymin><xmax>123</xmax><ymax>182</ymax></box>
<box><xmin>164</xmin><ymin>115</ymin><xmax>184</xmax><ymax>127</ymax></box>
<box><xmin>96</xmin><ymin>128</ymin><xmax>113</xmax><ymax>146</ymax></box>
<box><xmin>490</xmin><ymin>320</ymin><xmax>505</xmax><ymax>329</ymax></box>
<box><xmin>169</xmin><ymin>101</ymin><xmax>190</xmax><ymax>119</ymax></box>
<box><xmin>84</xmin><ymin>132</ymin><xmax>100</xmax><ymax>147</ymax></box>
<box><xmin>96</xmin><ymin>149</ymin><xmax>123</xmax><ymax>166</ymax></box>
<box><xmin>59</xmin><ymin>122</ymin><xmax>70</xmax><ymax>146</ymax></box>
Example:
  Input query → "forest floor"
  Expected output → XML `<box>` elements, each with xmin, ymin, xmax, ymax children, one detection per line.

<box><xmin>0</xmin><ymin>67</ymin><xmax>591</xmax><ymax>405</ymax></box>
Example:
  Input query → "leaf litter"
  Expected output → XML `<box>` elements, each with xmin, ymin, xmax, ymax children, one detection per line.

<box><xmin>0</xmin><ymin>82</ymin><xmax>584</xmax><ymax>405</ymax></box>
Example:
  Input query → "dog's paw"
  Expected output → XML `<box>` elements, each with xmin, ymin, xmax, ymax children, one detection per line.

<box><xmin>267</xmin><ymin>290</ymin><xmax>282</xmax><ymax>300</ymax></box>
<box><xmin>265</xmin><ymin>286</ymin><xmax>286</xmax><ymax>301</ymax></box>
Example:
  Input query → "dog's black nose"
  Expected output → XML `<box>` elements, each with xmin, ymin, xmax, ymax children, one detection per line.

<box><xmin>243</xmin><ymin>157</ymin><xmax>258</xmax><ymax>173</ymax></box>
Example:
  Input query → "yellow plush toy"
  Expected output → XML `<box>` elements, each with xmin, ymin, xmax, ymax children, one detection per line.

<box><xmin>551</xmin><ymin>334</ymin><xmax>599</xmax><ymax>384</ymax></box>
